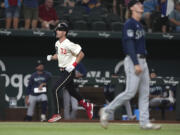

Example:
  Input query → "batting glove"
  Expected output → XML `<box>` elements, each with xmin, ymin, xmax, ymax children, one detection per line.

<box><xmin>65</xmin><ymin>62</ymin><xmax>77</xmax><ymax>73</ymax></box>
<box><xmin>47</xmin><ymin>55</ymin><xmax>52</xmax><ymax>61</ymax></box>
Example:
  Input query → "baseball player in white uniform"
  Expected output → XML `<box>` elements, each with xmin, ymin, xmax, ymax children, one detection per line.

<box><xmin>46</xmin><ymin>22</ymin><xmax>93</xmax><ymax>122</ymax></box>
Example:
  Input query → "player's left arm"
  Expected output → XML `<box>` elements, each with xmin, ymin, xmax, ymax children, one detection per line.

<box><xmin>65</xmin><ymin>41</ymin><xmax>84</xmax><ymax>73</ymax></box>
<box><xmin>75</xmin><ymin>51</ymin><xmax>85</xmax><ymax>64</ymax></box>
<box><xmin>65</xmin><ymin>51</ymin><xmax>84</xmax><ymax>73</ymax></box>
<box><xmin>75</xmin><ymin>62</ymin><xmax>87</xmax><ymax>78</ymax></box>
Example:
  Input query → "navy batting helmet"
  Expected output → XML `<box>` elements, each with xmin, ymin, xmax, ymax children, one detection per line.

<box><xmin>55</xmin><ymin>22</ymin><xmax>69</xmax><ymax>33</ymax></box>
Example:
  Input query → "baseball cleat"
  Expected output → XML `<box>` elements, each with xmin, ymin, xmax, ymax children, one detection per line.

<box><xmin>129</xmin><ymin>115</ymin><xmax>136</xmax><ymax>121</ymax></box>
<box><xmin>99</xmin><ymin>108</ymin><xmax>109</xmax><ymax>129</ymax></box>
<box><xmin>48</xmin><ymin>114</ymin><xmax>61</xmax><ymax>123</ymax></box>
<box><xmin>140</xmin><ymin>123</ymin><xmax>161</xmax><ymax>130</ymax></box>
<box><xmin>40</xmin><ymin>114</ymin><xmax>47</xmax><ymax>122</ymax></box>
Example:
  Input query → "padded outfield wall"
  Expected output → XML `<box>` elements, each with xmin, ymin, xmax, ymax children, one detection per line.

<box><xmin>0</xmin><ymin>30</ymin><xmax>180</xmax><ymax>120</ymax></box>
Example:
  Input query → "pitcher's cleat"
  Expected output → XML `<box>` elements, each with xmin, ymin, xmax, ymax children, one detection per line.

<box><xmin>99</xmin><ymin>108</ymin><xmax>109</xmax><ymax>129</ymax></box>
<box><xmin>140</xmin><ymin>123</ymin><xmax>161</xmax><ymax>130</ymax></box>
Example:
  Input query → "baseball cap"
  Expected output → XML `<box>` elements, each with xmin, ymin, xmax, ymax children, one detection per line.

<box><xmin>36</xmin><ymin>60</ymin><xmax>44</xmax><ymax>67</ymax></box>
<box><xmin>128</xmin><ymin>0</ymin><xmax>140</xmax><ymax>9</ymax></box>
<box><xmin>150</xmin><ymin>68</ymin><xmax>156</xmax><ymax>74</ymax></box>
<box><xmin>55</xmin><ymin>22</ymin><xmax>69</xmax><ymax>32</ymax></box>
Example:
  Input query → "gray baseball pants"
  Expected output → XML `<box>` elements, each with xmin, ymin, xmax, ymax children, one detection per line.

<box><xmin>63</xmin><ymin>88</ymin><xmax>78</xmax><ymax>120</ymax></box>
<box><xmin>27</xmin><ymin>94</ymin><xmax>48</xmax><ymax>116</ymax></box>
<box><xmin>105</xmin><ymin>56</ymin><xmax>150</xmax><ymax>126</ymax></box>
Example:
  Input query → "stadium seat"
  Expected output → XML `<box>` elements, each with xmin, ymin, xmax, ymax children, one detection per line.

<box><xmin>72</xmin><ymin>5</ymin><xmax>87</xmax><ymax>15</ymax></box>
<box><xmin>87</xmin><ymin>12</ymin><xmax>105</xmax><ymax>30</ymax></box>
<box><xmin>110</xmin><ymin>21</ymin><xmax>123</xmax><ymax>31</ymax></box>
<box><xmin>68</xmin><ymin>12</ymin><xmax>86</xmax><ymax>30</ymax></box>
<box><xmin>72</xmin><ymin>20</ymin><xmax>88</xmax><ymax>31</ymax></box>
<box><xmin>91</xmin><ymin>21</ymin><xmax>107</xmax><ymax>31</ymax></box>
<box><xmin>0</xmin><ymin>8</ymin><xmax>5</xmax><ymax>28</ymax></box>
<box><xmin>55</xmin><ymin>6</ymin><xmax>70</xmax><ymax>21</ymax></box>
<box><xmin>105</xmin><ymin>13</ymin><xmax>121</xmax><ymax>23</ymax></box>
<box><xmin>105</xmin><ymin>13</ymin><xmax>122</xmax><ymax>30</ymax></box>
<box><xmin>90</xmin><ymin>6</ymin><xmax>108</xmax><ymax>15</ymax></box>
<box><xmin>0</xmin><ymin>18</ymin><xmax>5</xmax><ymax>29</ymax></box>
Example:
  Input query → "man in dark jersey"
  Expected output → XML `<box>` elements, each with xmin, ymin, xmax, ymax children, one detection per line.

<box><xmin>24</xmin><ymin>60</ymin><xmax>52</xmax><ymax>122</ymax></box>
<box><xmin>99</xmin><ymin>0</ymin><xmax>161</xmax><ymax>130</ymax></box>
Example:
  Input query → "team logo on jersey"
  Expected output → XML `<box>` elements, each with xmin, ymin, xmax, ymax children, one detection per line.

<box><xmin>127</xmin><ymin>29</ymin><xmax>134</xmax><ymax>37</ymax></box>
<box><xmin>60</xmin><ymin>48</ymin><xmax>67</xmax><ymax>54</ymax></box>
<box><xmin>135</xmin><ymin>29</ymin><xmax>145</xmax><ymax>39</ymax></box>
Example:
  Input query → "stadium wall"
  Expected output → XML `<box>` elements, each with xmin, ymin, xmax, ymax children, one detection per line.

<box><xmin>0</xmin><ymin>31</ymin><xmax>180</xmax><ymax>120</ymax></box>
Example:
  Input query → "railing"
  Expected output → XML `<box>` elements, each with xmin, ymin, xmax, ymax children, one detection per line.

<box><xmin>0</xmin><ymin>29</ymin><xmax>180</xmax><ymax>40</ymax></box>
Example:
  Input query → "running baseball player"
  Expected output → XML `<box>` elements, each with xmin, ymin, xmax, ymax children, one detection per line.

<box><xmin>99</xmin><ymin>0</ymin><xmax>161</xmax><ymax>130</ymax></box>
<box><xmin>24</xmin><ymin>60</ymin><xmax>52</xmax><ymax>122</ymax></box>
<box><xmin>63</xmin><ymin>62</ymin><xmax>87</xmax><ymax>120</ymax></box>
<box><xmin>46</xmin><ymin>21</ymin><xmax>93</xmax><ymax>122</ymax></box>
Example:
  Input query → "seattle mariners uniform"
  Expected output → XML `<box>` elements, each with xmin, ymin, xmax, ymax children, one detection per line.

<box><xmin>104</xmin><ymin>83</ymin><xmax>136</xmax><ymax>120</ymax></box>
<box><xmin>149</xmin><ymin>69</ymin><xmax>175</xmax><ymax>108</ymax></box>
<box><xmin>47</xmin><ymin>22</ymin><xmax>93</xmax><ymax>122</ymax></box>
<box><xmin>24</xmin><ymin>60</ymin><xmax>52</xmax><ymax>122</ymax></box>
<box><xmin>99</xmin><ymin>0</ymin><xmax>161</xmax><ymax>130</ymax></box>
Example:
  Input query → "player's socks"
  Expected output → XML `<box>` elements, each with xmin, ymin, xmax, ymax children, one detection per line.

<box><xmin>79</xmin><ymin>99</ymin><xmax>94</xmax><ymax>120</ymax></box>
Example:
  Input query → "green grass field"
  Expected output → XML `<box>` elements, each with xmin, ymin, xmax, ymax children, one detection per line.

<box><xmin>0</xmin><ymin>122</ymin><xmax>180</xmax><ymax>135</ymax></box>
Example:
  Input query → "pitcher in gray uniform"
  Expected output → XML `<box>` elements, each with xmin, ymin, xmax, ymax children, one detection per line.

<box><xmin>99</xmin><ymin>0</ymin><xmax>161</xmax><ymax>130</ymax></box>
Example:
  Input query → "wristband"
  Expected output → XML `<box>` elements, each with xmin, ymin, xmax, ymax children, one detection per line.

<box><xmin>72</xmin><ymin>62</ymin><xmax>77</xmax><ymax>67</ymax></box>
